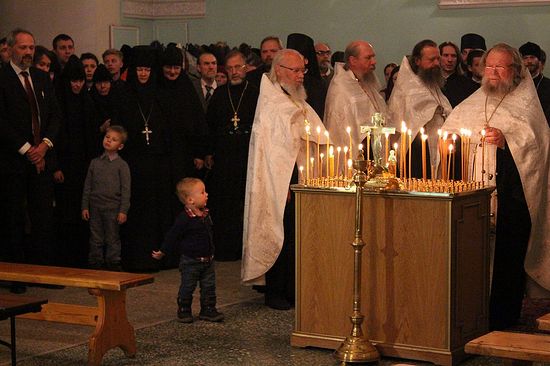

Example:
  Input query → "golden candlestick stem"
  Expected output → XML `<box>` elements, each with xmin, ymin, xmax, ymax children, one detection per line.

<box><xmin>407</xmin><ymin>129</ymin><xmax>412</xmax><ymax>180</ymax></box>
<box><xmin>421</xmin><ymin>134</ymin><xmax>427</xmax><ymax>180</ymax></box>
<box><xmin>481</xmin><ymin>129</ymin><xmax>486</xmax><ymax>186</ymax></box>
<box><xmin>325</xmin><ymin>132</ymin><xmax>330</xmax><ymax>178</ymax></box>
<box><xmin>334</xmin><ymin>157</ymin><xmax>379</xmax><ymax>364</ymax></box>
<box><xmin>366</xmin><ymin>133</ymin><xmax>371</xmax><ymax>162</ymax></box>
<box><xmin>305</xmin><ymin>126</ymin><xmax>310</xmax><ymax>184</ymax></box>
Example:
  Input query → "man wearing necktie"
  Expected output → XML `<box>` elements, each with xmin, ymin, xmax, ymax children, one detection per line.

<box><xmin>0</xmin><ymin>28</ymin><xmax>61</xmax><ymax>277</ymax></box>
<box><xmin>192</xmin><ymin>52</ymin><xmax>218</xmax><ymax>112</ymax></box>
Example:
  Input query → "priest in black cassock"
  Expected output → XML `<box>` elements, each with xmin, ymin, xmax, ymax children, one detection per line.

<box><xmin>206</xmin><ymin>50</ymin><xmax>259</xmax><ymax>261</ymax></box>
<box><xmin>116</xmin><ymin>46</ymin><xmax>174</xmax><ymax>272</ymax></box>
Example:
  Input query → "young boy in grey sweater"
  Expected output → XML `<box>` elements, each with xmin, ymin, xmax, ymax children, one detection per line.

<box><xmin>82</xmin><ymin>125</ymin><xmax>131</xmax><ymax>271</ymax></box>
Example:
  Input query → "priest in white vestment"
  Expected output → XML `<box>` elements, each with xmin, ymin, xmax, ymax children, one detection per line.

<box><xmin>241</xmin><ymin>49</ymin><xmax>327</xmax><ymax>310</ymax></box>
<box><xmin>324</xmin><ymin>41</ymin><xmax>388</xmax><ymax>160</ymax></box>
<box><xmin>388</xmin><ymin>40</ymin><xmax>452</xmax><ymax>177</ymax></box>
<box><xmin>443</xmin><ymin>43</ymin><xmax>550</xmax><ymax>330</ymax></box>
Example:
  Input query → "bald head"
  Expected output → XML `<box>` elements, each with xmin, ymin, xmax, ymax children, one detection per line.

<box><xmin>345</xmin><ymin>41</ymin><xmax>376</xmax><ymax>80</ymax></box>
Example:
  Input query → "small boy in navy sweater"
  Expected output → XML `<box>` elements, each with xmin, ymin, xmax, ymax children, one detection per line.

<box><xmin>152</xmin><ymin>178</ymin><xmax>224</xmax><ymax>323</ymax></box>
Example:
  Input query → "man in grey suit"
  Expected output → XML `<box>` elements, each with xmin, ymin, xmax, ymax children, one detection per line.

<box><xmin>192</xmin><ymin>52</ymin><xmax>218</xmax><ymax>112</ymax></box>
<box><xmin>0</xmin><ymin>28</ymin><xmax>61</xmax><ymax>281</ymax></box>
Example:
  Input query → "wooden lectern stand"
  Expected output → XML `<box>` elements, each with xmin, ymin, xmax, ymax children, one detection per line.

<box><xmin>291</xmin><ymin>186</ymin><xmax>493</xmax><ymax>366</ymax></box>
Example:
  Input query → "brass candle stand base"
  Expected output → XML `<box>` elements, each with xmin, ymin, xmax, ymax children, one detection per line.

<box><xmin>334</xmin><ymin>334</ymin><xmax>380</xmax><ymax>364</ymax></box>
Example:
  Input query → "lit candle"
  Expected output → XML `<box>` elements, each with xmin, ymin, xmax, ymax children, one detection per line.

<box><xmin>320</xmin><ymin>153</ymin><xmax>325</xmax><ymax>177</ymax></box>
<box><xmin>407</xmin><ymin>129</ymin><xmax>412</xmax><ymax>180</ymax></box>
<box><xmin>305</xmin><ymin>125</ymin><xmax>310</xmax><ymax>182</ymax></box>
<box><xmin>299</xmin><ymin>166</ymin><xmax>304</xmax><ymax>184</ymax></box>
<box><xmin>384</xmin><ymin>131</ymin><xmax>390</xmax><ymax>165</ymax></box>
<box><xmin>310</xmin><ymin>157</ymin><xmax>315</xmax><ymax>181</ymax></box>
<box><xmin>337</xmin><ymin>146</ymin><xmax>341</xmax><ymax>176</ymax></box>
<box><xmin>447</xmin><ymin>144</ymin><xmax>453</xmax><ymax>181</ymax></box>
<box><xmin>401</xmin><ymin>121</ymin><xmax>407</xmax><ymax>179</ymax></box>
<box><xmin>329</xmin><ymin>146</ymin><xmax>335</xmax><ymax>177</ymax></box>
<box><xmin>317</xmin><ymin>126</ymin><xmax>321</xmax><ymax>178</ymax></box>
<box><xmin>359</xmin><ymin>143</ymin><xmax>363</xmax><ymax>159</ymax></box>
<box><xmin>481</xmin><ymin>128</ymin><xmax>486</xmax><ymax>185</ymax></box>
<box><xmin>393</xmin><ymin>142</ymin><xmax>399</xmax><ymax>176</ymax></box>
<box><xmin>325</xmin><ymin>131</ymin><xmax>330</xmax><ymax>178</ymax></box>
<box><xmin>343</xmin><ymin>146</ymin><xmax>349</xmax><ymax>172</ymax></box>
<box><xmin>346</xmin><ymin>126</ymin><xmax>352</xmax><ymax>157</ymax></box>
<box><xmin>347</xmin><ymin>158</ymin><xmax>353</xmax><ymax>179</ymax></box>
<box><xmin>421</xmin><ymin>134</ymin><xmax>428</xmax><ymax>180</ymax></box>
<box><xmin>366</xmin><ymin>131</ymin><xmax>371</xmax><ymax>161</ymax></box>
<box><xmin>452</xmin><ymin>134</ymin><xmax>457</xmax><ymax>180</ymax></box>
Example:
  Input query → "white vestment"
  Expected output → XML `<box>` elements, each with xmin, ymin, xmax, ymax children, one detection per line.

<box><xmin>444</xmin><ymin>71</ymin><xmax>550</xmax><ymax>294</ymax></box>
<box><xmin>241</xmin><ymin>74</ymin><xmax>327</xmax><ymax>285</ymax></box>
<box><xmin>324</xmin><ymin>63</ymin><xmax>388</xmax><ymax>150</ymax></box>
<box><xmin>388</xmin><ymin>56</ymin><xmax>452</xmax><ymax>169</ymax></box>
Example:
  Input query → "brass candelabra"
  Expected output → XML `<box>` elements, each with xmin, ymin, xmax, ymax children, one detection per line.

<box><xmin>334</xmin><ymin>153</ymin><xmax>380</xmax><ymax>364</ymax></box>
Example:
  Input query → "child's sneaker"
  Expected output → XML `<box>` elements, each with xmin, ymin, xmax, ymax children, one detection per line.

<box><xmin>177</xmin><ymin>308</ymin><xmax>193</xmax><ymax>323</ymax></box>
<box><xmin>199</xmin><ymin>307</ymin><xmax>224</xmax><ymax>322</ymax></box>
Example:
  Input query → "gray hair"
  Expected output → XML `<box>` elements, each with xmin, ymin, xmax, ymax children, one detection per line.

<box><xmin>267</xmin><ymin>48</ymin><xmax>304</xmax><ymax>83</ymax></box>
<box><xmin>481</xmin><ymin>43</ymin><xmax>524</xmax><ymax>88</ymax></box>
<box><xmin>6</xmin><ymin>28</ymin><xmax>34</xmax><ymax>47</ymax></box>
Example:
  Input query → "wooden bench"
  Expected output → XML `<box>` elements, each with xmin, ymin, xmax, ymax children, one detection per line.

<box><xmin>465</xmin><ymin>331</ymin><xmax>550</xmax><ymax>365</ymax></box>
<box><xmin>0</xmin><ymin>294</ymin><xmax>48</xmax><ymax>366</ymax></box>
<box><xmin>0</xmin><ymin>262</ymin><xmax>154</xmax><ymax>366</ymax></box>
<box><xmin>536</xmin><ymin>313</ymin><xmax>550</xmax><ymax>332</ymax></box>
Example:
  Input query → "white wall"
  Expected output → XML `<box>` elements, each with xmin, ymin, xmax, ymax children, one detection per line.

<box><xmin>0</xmin><ymin>0</ymin><xmax>121</xmax><ymax>58</ymax></box>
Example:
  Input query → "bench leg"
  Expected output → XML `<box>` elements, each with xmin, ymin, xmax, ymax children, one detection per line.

<box><xmin>87</xmin><ymin>289</ymin><xmax>136</xmax><ymax>366</ymax></box>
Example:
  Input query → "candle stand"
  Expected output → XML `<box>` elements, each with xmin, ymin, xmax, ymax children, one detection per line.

<box><xmin>334</xmin><ymin>154</ymin><xmax>379</xmax><ymax>364</ymax></box>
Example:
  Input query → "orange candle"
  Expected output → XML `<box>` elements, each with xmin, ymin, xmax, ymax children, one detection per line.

<box><xmin>336</xmin><ymin>146</ymin><xmax>341</xmax><ymax>177</ymax></box>
<box><xmin>325</xmin><ymin>131</ymin><xmax>330</xmax><ymax>178</ymax></box>
<box><xmin>305</xmin><ymin>125</ymin><xmax>310</xmax><ymax>182</ymax></box>
<box><xmin>421</xmin><ymin>134</ymin><xmax>427</xmax><ymax>180</ymax></box>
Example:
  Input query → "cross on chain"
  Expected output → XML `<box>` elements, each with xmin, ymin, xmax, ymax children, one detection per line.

<box><xmin>142</xmin><ymin>126</ymin><xmax>153</xmax><ymax>145</ymax></box>
<box><xmin>231</xmin><ymin>113</ymin><xmax>240</xmax><ymax>129</ymax></box>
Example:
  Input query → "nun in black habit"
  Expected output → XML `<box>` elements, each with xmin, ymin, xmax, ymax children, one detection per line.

<box><xmin>117</xmin><ymin>46</ymin><xmax>174</xmax><ymax>272</ymax></box>
<box><xmin>53</xmin><ymin>55</ymin><xmax>98</xmax><ymax>267</ymax></box>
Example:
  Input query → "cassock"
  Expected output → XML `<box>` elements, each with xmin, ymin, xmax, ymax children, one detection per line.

<box><xmin>442</xmin><ymin>71</ymin><xmax>478</xmax><ymax>108</ymax></box>
<box><xmin>443</xmin><ymin>70</ymin><xmax>550</xmax><ymax>329</ymax></box>
<box><xmin>242</xmin><ymin>74</ymin><xmax>327</xmax><ymax>288</ymax></box>
<box><xmin>54</xmin><ymin>81</ymin><xmax>97</xmax><ymax>267</ymax></box>
<box><xmin>207</xmin><ymin>80</ymin><xmax>259</xmax><ymax>261</ymax></box>
<box><xmin>388</xmin><ymin>56</ymin><xmax>452</xmax><ymax>178</ymax></box>
<box><xmin>533</xmin><ymin>73</ymin><xmax>550</xmax><ymax>124</ymax></box>
<box><xmin>324</xmin><ymin>62</ymin><xmax>388</xmax><ymax>154</ymax></box>
<box><xmin>117</xmin><ymin>77</ymin><xmax>174</xmax><ymax>272</ymax></box>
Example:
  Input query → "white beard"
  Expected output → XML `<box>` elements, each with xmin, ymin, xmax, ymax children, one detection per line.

<box><xmin>281</xmin><ymin>81</ymin><xmax>308</xmax><ymax>102</ymax></box>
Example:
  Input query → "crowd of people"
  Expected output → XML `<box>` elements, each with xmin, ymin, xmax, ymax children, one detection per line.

<box><xmin>0</xmin><ymin>28</ymin><xmax>548</xmax><ymax>330</ymax></box>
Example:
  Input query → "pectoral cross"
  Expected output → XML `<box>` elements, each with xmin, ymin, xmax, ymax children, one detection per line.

<box><xmin>231</xmin><ymin>113</ymin><xmax>240</xmax><ymax>129</ymax></box>
<box><xmin>142</xmin><ymin>126</ymin><xmax>153</xmax><ymax>145</ymax></box>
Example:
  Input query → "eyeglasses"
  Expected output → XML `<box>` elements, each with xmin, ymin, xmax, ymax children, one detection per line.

<box><xmin>279</xmin><ymin>65</ymin><xmax>308</xmax><ymax>74</ymax></box>
<box><xmin>315</xmin><ymin>50</ymin><xmax>331</xmax><ymax>56</ymax></box>
<box><xmin>484</xmin><ymin>64</ymin><xmax>512</xmax><ymax>72</ymax></box>
<box><xmin>225</xmin><ymin>65</ymin><xmax>246</xmax><ymax>72</ymax></box>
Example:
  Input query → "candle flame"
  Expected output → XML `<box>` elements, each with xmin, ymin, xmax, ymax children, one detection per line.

<box><xmin>407</xmin><ymin>129</ymin><xmax>412</xmax><ymax>136</ymax></box>
<box><xmin>305</xmin><ymin>125</ymin><xmax>310</xmax><ymax>133</ymax></box>
<box><xmin>337</xmin><ymin>146</ymin><xmax>341</xmax><ymax>152</ymax></box>
<box><xmin>329</xmin><ymin>146</ymin><xmax>334</xmax><ymax>154</ymax></box>
<box><xmin>420</xmin><ymin>127</ymin><xmax>425</xmax><ymax>134</ymax></box>
<box><xmin>452</xmin><ymin>133</ymin><xmax>457</xmax><ymax>141</ymax></box>
<box><xmin>422</xmin><ymin>134</ymin><xmax>428</xmax><ymax>141</ymax></box>
<box><xmin>438</xmin><ymin>129</ymin><xmax>442</xmax><ymax>137</ymax></box>
<box><xmin>358</xmin><ymin>143</ymin><xmax>363</xmax><ymax>150</ymax></box>
<box><xmin>393</xmin><ymin>142</ymin><xmax>398</xmax><ymax>150</ymax></box>
<box><xmin>310</xmin><ymin>157</ymin><xmax>314</xmax><ymax>165</ymax></box>
<box><xmin>324</xmin><ymin>131</ymin><xmax>329</xmax><ymax>137</ymax></box>
<box><xmin>316</xmin><ymin>126</ymin><xmax>321</xmax><ymax>134</ymax></box>
<box><xmin>385</xmin><ymin>132</ymin><xmax>389</xmax><ymax>138</ymax></box>
<box><xmin>343</xmin><ymin>146</ymin><xmax>349</xmax><ymax>153</ymax></box>
<box><xmin>346</xmin><ymin>126</ymin><xmax>351</xmax><ymax>134</ymax></box>
<box><xmin>443</xmin><ymin>131</ymin><xmax>448</xmax><ymax>140</ymax></box>
<box><xmin>320</xmin><ymin>153</ymin><xmax>324</xmax><ymax>159</ymax></box>
<box><xmin>347</xmin><ymin>159</ymin><xmax>353</xmax><ymax>168</ymax></box>
<box><xmin>481</xmin><ymin>129</ymin><xmax>486</xmax><ymax>136</ymax></box>
<box><xmin>299</xmin><ymin>166</ymin><xmax>304</xmax><ymax>172</ymax></box>
<box><xmin>449</xmin><ymin>144</ymin><xmax>454</xmax><ymax>152</ymax></box>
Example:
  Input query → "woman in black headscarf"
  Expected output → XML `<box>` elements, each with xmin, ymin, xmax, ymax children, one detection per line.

<box><xmin>116</xmin><ymin>46</ymin><xmax>174</xmax><ymax>272</ymax></box>
<box><xmin>53</xmin><ymin>55</ymin><xmax>97</xmax><ymax>267</ymax></box>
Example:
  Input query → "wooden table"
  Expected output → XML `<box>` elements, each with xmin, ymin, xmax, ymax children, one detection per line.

<box><xmin>291</xmin><ymin>186</ymin><xmax>493</xmax><ymax>366</ymax></box>
<box><xmin>0</xmin><ymin>294</ymin><xmax>48</xmax><ymax>366</ymax></box>
<box><xmin>0</xmin><ymin>263</ymin><xmax>154</xmax><ymax>366</ymax></box>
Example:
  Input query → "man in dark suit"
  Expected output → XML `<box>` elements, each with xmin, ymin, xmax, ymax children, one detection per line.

<box><xmin>192</xmin><ymin>52</ymin><xmax>218</xmax><ymax>112</ymax></box>
<box><xmin>0</xmin><ymin>28</ymin><xmax>61</xmax><ymax>281</ymax></box>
